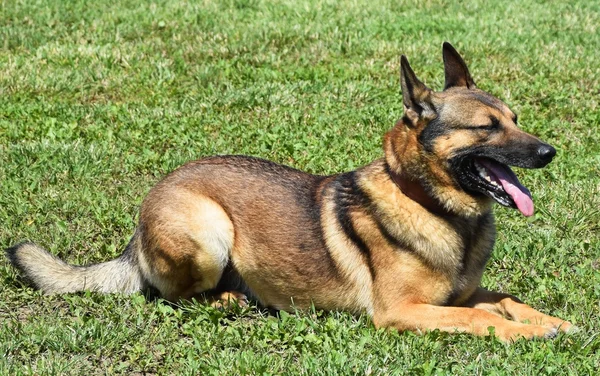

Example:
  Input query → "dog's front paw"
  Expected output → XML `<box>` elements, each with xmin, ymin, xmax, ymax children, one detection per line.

<box><xmin>548</xmin><ymin>320</ymin><xmax>578</xmax><ymax>334</ymax></box>
<box><xmin>497</xmin><ymin>323</ymin><xmax>559</xmax><ymax>342</ymax></box>
<box><xmin>538</xmin><ymin>316</ymin><xmax>575</xmax><ymax>334</ymax></box>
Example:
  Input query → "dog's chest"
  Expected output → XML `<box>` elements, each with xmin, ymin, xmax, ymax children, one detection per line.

<box><xmin>445</xmin><ymin>214</ymin><xmax>496</xmax><ymax>305</ymax></box>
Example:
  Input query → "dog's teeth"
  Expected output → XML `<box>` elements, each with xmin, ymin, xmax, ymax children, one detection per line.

<box><xmin>475</xmin><ymin>164</ymin><xmax>487</xmax><ymax>177</ymax></box>
<box><xmin>474</xmin><ymin>162</ymin><xmax>500</xmax><ymax>188</ymax></box>
<box><xmin>475</xmin><ymin>164</ymin><xmax>490</xmax><ymax>180</ymax></box>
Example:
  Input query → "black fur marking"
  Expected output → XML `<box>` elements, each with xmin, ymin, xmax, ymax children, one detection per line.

<box><xmin>488</xmin><ymin>116</ymin><xmax>501</xmax><ymax>131</ymax></box>
<box><xmin>456</xmin><ymin>218</ymin><xmax>474</xmax><ymax>277</ymax></box>
<box><xmin>490</xmin><ymin>116</ymin><xmax>500</xmax><ymax>127</ymax></box>
<box><xmin>371</xmin><ymin>207</ymin><xmax>439</xmax><ymax>272</ymax></box>
<box><xmin>215</xmin><ymin>261</ymin><xmax>253</xmax><ymax>298</ymax></box>
<box><xmin>443</xmin><ymin>290</ymin><xmax>461</xmax><ymax>307</ymax></box>
<box><xmin>4</xmin><ymin>242</ymin><xmax>25</xmax><ymax>269</ymax></box>
<box><xmin>302</xmin><ymin>177</ymin><xmax>328</xmax><ymax>235</ymax></box>
<box><xmin>472</xmin><ymin>214</ymin><xmax>495</xmax><ymax>270</ymax></box>
<box><xmin>142</xmin><ymin>285</ymin><xmax>162</xmax><ymax>301</ymax></box>
<box><xmin>464</xmin><ymin>116</ymin><xmax>502</xmax><ymax>132</ymax></box>
<box><xmin>5</xmin><ymin>242</ymin><xmax>39</xmax><ymax>288</ymax></box>
<box><xmin>472</xmin><ymin>92</ymin><xmax>503</xmax><ymax>110</ymax></box>
<box><xmin>120</xmin><ymin>234</ymin><xmax>139</xmax><ymax>264</ymax></box>
<box><xmin>442</xmin><ymin>219</ymin><xmax>473</xmax><ymax>306</ymax></box>
<box><xmin>119</xmin><ymin>231</ymin><xmax>157</xmax><ymax>293</ymax></box>
<box><xmin>411</xmin><ymin>101</ymin><xmax>425</xmax><ymax>116</ymax></box>
<box><xmin>334</xmin><ymin>172</ymin><xmax>376</xmax><ymax>280</ymax></box>
<box><xmin>367</xmin><ymin>163</ymin><xmax>440</xmax><ymax>270</ymax></box>
<box><xmin>371</xmin><ymin>215</ymin><xmax>417</xmax><ymax>255</ymax></box>
<box><xmin>453</xmin><ymin>142</ymin><xmax>552</xmax><ymax>170</ymax></box>
<box><xmin>456</xmin><ymin>214</ymin><xmax>493</xmax><ymax>273</ymax></box>
<box><xmin>442</xmin><ymin>214</ymin><xmax>493</xmax><ymax>306</ymax></box>
<box><xmin>197</xmin><ymin>155</ymin><xmax>317</xmax><ymax>176</ymax></box>
<box><xmin>445</xmin><ymin>116</ymin><xmax>501</xmax><ymax>132</ymax></box>
<box><xmin>418</xmin><ymin>117</ymin><xmax>448</xmax><ymax>153</ymax></box>
<box><xmin>401</xmin><ymin>64</ymin><xmax>425</xmax><ymax>115</ymax></box>
<box><xmin>292</xmin><ymin>176</ymin><xmax>343</xmax><ymax>280</ymax></box>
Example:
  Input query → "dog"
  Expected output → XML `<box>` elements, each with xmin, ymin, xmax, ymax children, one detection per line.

<box><xmin>6</xmin><ymin>42</ymin><xmax>573</xmax><ymax>342</ymax></box>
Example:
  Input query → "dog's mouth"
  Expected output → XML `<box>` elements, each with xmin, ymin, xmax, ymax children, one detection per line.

<box><xmin>454</xmin><ymin>157</ymin><xmax>534</xmax><ymax>216</ymax></box>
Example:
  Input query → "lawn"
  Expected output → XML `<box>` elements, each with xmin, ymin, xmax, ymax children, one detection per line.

<box><xmin>1</xmin><ymin>0</ymin><xmax>599</xmax><ymax>374</ymax></box>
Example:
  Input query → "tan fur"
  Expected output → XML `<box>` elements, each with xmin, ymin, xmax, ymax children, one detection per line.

<box><xmin>6</xmin><ymin>43</ymin><xmax>573</xmax><ymax>342</ymax></box>
<box><xmin>138</xmin><ymin>189</ymin><xmax>234</xmax><ymax>300</ymax></box>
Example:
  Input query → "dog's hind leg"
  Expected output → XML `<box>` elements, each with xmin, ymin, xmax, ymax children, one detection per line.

<box><xmin>200</xmin><ymin>291</ymin><xmax>249</xmax><ymax>309</ymax></box>
<box><xmin>137</xmin><ymin>191</ymin><xmax>234</xmax><ymax>302</ymax></box>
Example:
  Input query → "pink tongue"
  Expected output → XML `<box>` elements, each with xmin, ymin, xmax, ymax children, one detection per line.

<box><xmin>478</xmin><ymin>160</ymin><xmax>534</xmax><ymax>217</ymax></box>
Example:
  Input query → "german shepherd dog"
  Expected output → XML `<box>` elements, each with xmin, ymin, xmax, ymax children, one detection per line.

<box><xmin>7</xmin><ymin>43</ymin><xmax>573</xmax><ymax>341</ymax></box>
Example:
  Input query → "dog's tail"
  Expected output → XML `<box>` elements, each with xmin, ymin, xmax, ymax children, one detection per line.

<box><xmin>5</xmin><ymin>233</ymin><xmax>145</xmax><ymax>295</ymax></box>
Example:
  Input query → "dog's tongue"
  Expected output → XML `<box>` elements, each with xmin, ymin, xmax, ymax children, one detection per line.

<box><xmin>479</xmin><ymin>159</ymin><xmax>534</xmax><ymax>217</ymax></box>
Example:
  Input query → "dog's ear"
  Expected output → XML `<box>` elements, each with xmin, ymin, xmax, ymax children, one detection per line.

<box><xmin>442</xmin><ymin>42</ymin><xmax>476</xmax><ymax>90</ymax></box>
<box><xmin>400</xmin><ymin>55</ymin><xmax>433</xmax><ymax>124</ymax></box>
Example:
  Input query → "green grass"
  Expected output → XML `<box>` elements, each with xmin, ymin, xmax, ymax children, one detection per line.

<box><xmin>1</xmin><ymin>0</ymin><xmax>599</xmax><ymax>374</ymax></box>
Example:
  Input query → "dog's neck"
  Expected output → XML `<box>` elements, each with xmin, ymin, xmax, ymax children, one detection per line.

<box><xmin>383</xmin><ymin>122</ymin><xmax>453</xmax><ymax>216</ymax></box>
<box><xmin>387</xmin><ymin>167</ymin><xmax>451</xmax><ymax>216</ymax></box>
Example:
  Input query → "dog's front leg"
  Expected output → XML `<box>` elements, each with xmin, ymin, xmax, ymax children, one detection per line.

<box><xmin>373</xmin><ymin>302</ymin><xmax>559</xmax><ymax>342</ymax></box>
<box><xmin>464</xmin><ymin>287</ymin><xmax>574</xmax><ymax>333</ymax></box>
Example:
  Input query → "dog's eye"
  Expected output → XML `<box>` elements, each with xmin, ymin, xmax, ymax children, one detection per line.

<box><xmin>474</xmin><ymin>117</ymin><xmax>501</xmax><ymax>131</ymax></box>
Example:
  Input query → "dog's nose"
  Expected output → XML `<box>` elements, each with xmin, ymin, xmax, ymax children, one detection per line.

<box><xmin>537</xmin><ymin>144</ymin><xmax>556</xmax><ymax>162</ymax></box>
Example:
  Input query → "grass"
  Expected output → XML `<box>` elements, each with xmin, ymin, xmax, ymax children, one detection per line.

<box><xmin>1</xmin><ymin>0</ymin><xmax>599</xmax><ymax>374</ymax></box>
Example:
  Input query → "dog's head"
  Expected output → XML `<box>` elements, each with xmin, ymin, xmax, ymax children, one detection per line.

<box><xmin>384</xmin><ymin>42</ymin><xmax>555</xmax><ymax>217</ymax></box>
